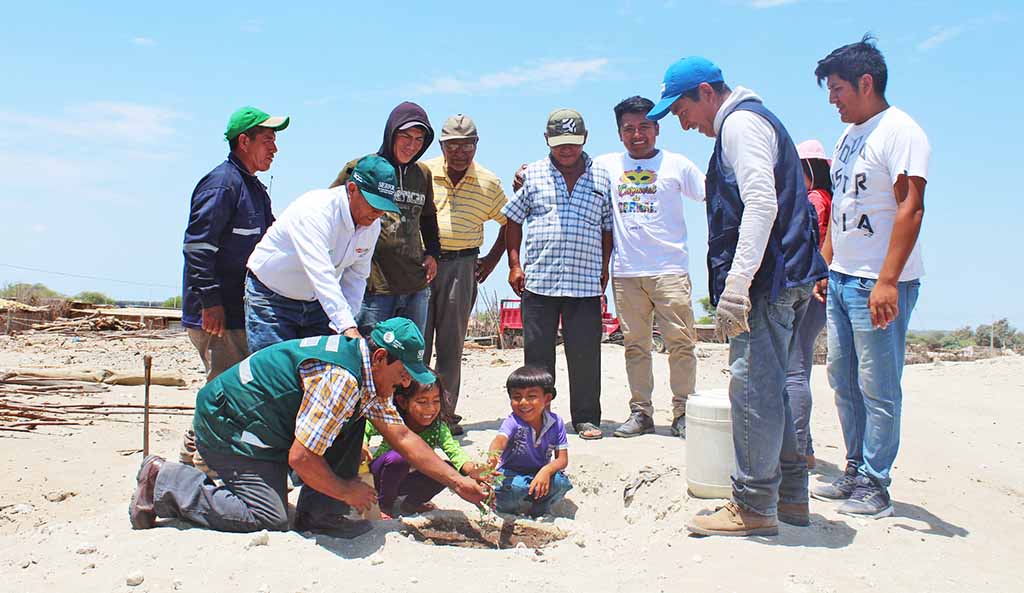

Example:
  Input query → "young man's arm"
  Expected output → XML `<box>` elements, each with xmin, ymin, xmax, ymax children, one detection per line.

<box><xmin>529</xmin><ymin>449</ymin><xmax>568</xmax><ymax>498</ymax></box>
<box><xmin>869</xmin><ymin>174</ymin><xmax>926</xmax><ymax>328</ymax></box>
<box><xmin>418</xmin><ymin>171</ymin><xmax>441</xmax><ymax>282</ymax></box>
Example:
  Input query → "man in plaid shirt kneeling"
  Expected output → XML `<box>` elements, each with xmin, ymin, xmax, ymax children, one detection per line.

<box><xmin>128</xmin><ymin>317</ymin><xmax>489</xmax><ymax>537</ymax></box>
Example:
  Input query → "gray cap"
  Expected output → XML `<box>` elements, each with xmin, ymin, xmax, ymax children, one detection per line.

<box><xmin>439</xmin><ymin>114</ymin><xmax>478</xmax><ymax>142</ymax></box>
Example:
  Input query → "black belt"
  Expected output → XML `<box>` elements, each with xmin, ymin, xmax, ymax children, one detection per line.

<box><xmin>437</xmin><ymin>247</ymin><xmax>479</xmax><ymax>261</ymax></box>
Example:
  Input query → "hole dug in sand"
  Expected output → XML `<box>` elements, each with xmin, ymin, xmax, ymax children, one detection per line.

<box><xmin>399</xmin><ymin>510</ymin><xmax>567</xmax><ymax>550</ymax></box>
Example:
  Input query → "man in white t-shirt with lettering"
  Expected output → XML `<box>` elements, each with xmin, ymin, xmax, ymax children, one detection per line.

<box><xmin>595</xmin><ymin>96</ymin><xmax>705</xmax><ymax>439</ymax></box>
<box><xmin>810</xmin><ymin>35</ymin><xmax>930</xmax><ymax>519</ymax></box>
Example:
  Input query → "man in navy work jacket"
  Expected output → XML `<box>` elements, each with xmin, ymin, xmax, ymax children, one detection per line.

<box><xmin>647</xmin><ymin>57</ymin><xmax>827</xmax><ymax>537</ymax></box>
<box><xmin>179</xmin><ymin>106</ymin><xmax>289</xmax><ymax>468</ymax></box>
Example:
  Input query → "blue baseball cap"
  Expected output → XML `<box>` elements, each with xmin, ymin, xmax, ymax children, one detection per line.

<box><xmin>647</xmin><ymin>56</ymin><xmax>724</xmax><ymax>121</ymax></box>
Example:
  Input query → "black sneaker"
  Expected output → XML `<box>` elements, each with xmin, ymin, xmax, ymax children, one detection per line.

<box><xmin>613</xmin><ymin>412</ymin><xmax>655</xmax><ymax>438</ymax></box>
<box><xmin>837</xmin><ymin>476</ymin><xmax>894</xmax><ymax>519</ymax></box>
<box><xmin>810</xmin><ymin>465</ymin><xmax>859</xmax><ymax>501</ymax></box>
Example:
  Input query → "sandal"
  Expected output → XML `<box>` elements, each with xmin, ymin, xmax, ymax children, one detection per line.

<box><xmin>574</xmin><ymin>422</ymin><xmax>603</xmax><ymax>440</ymax></box>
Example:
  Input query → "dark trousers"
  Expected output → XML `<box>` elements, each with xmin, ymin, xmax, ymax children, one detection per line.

<box><xmin>522</xmin><ymin>290</ymin><xmax>602</xmax><ymax>427</ymax></box>
<box><xmin>294</xmin><ymin>417</ymin><xmax>367</xmax><ymax>518</ymax></box>
<box><xmin>152</xmin><ymin>418</ymin><xmax>366</xmax><ymax>532</ymax></box>
<box><xmin>423</xmin><ymin>254</ymin><xmax>478</xmax><ymax>416</ymax></box>
<box><xmin>369</xmin><ymin>450</ymin><xmax>448</xmax><ymax>509</ymax></box>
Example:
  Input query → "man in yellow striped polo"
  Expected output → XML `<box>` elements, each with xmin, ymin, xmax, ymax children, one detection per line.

<box><xmin>422</xmin><ymin>114</ymin><xmax>509</xmax><ymax>434</ymax></box>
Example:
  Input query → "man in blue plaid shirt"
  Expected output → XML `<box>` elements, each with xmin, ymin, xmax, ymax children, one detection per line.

<box><xmin>503</xmin><ymin>108</ymin><xmax>613</xmax><ymax>440</ymax></box>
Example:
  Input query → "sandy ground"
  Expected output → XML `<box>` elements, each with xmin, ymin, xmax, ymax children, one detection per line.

<box><xmin>0</xmin><ymin>331</ymin><xmax>1021</xmax><ymax>593</ymax></box>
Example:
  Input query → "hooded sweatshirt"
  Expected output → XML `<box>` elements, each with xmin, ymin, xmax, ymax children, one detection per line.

<box><xmin>330</xmin><ymin>102</ymin><xmax>442</xmax><ymax>295</ymax></box>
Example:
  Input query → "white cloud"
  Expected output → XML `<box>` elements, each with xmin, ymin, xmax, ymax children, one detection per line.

<box><xmin>30</xmin><ymin>224</ymin><xmax>47</xmax><ymax>234</ymax></box>
<box><xmin>749</xmin><ymin>0</ymin><xmax>800</xmax><ymax>8</ymax></box>
<box><xmin>0</xmin><ymin>102</ymin><xmax>182</xmax><ymax>143</ymax></box>
<box><xmin>241</xmin><ymin>19</ymin><xmax>263</xmax><ymax>33</ymax></box>
<box><xmin>413</xmin><ymin>58</ymin><xmax>609</xmax><ymax>95</ymax></box>
<box><xmin>918</xmin><ymin>13</ymin><xmax>1008</xmax><ymax>51</ymax></box>
<box><xmin>132</xmin><ymin>36</ymin><xmax>155</xmax><ymax>46</ymax></box>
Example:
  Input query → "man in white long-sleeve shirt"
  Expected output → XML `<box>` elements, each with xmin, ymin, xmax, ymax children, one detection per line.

<box><xmin>244</xmin><ymin>155</ymin><xmax>400</xmax><ymax>352</ymax></box>
<box><xmin>647</xmin><ymin>56</ymin><xmax>827</xmax><ymax>536</ymax></box>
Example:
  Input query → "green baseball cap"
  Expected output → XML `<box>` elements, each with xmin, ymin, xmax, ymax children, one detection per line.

<box><xmin>350</xmin><ymin>155</ymin><xmax>400</xmax><ymax>215</ymax></box>
<box><xmin>370</xmin><ymin>318</ymin><xmax>434</xmax><ymax>384</ymax></box>
<box><xmin>224</xmin><ymin>106</ymin><xmax>290</xmax><ymax>141</ymax></box>
<box><xmin>545</xmin><ymin>108</ymin><xmax>587</xmax><ymax>147</ymax></box>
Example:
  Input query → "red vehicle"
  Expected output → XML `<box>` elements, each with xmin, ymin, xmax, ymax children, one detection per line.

<box><xmin>498</xmin><ymin>297</ymin><xmax>665</xmax><ymax>352</ymax></box>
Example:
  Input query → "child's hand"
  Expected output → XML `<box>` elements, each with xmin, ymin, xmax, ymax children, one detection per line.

<box><xmin>486</xmin><ymin>450</ymin><xmax>501</xmax><ymax>471</ymax></box>
<box><xmin>528</xmin><ymin>470</ymin><xmax>552</xmax><ymax>499</ymax></box>
<box><xmin>360</xmin><ymin>444</ymin><xmax>372</xmax><ymax>465</ymax></box>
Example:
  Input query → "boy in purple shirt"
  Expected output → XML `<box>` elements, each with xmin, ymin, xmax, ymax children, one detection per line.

<box><xmin>487</xmin><ymin>366</ymin><xmax>572</xmax><ymax>516</ymax></box>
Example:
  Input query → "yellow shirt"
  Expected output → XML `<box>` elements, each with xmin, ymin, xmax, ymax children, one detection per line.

<box><xmin>424</xmin><ymin>156</ymin><xmax>508</xmax><ymax>251</ymax></box>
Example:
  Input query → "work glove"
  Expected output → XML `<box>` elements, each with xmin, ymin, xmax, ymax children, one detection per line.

<box><xmin>715</xmin><ymin>275</ymin><xmax>752</xmax><ymax>340</ymax></box>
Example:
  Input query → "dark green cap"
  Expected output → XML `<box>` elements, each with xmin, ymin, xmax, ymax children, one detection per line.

<box><xmin>370</xmin><ymin>318</ymin><xmax>434</xmax><ymax>384</ymax></box>
<box><xmin>350</xmin><ymin>155</ymin><xmax>400</xmax><ymax>214</ymax></box>
<box><xmin>224</xmin><ymin>106</ymin><xmax>290</xmax><ymax>141</ymax></box>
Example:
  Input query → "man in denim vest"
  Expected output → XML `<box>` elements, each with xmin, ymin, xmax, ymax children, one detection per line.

<box><xmin>648</xmin><ymin>57</ymin><xmax>827</xmax><ymax>536</ymax></box>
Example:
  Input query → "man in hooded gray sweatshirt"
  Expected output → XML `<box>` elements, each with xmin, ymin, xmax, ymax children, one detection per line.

<box><xmin>331</xmin><ymin>102</ymin><xmax>442</xmax><ymax>337</ymax></box>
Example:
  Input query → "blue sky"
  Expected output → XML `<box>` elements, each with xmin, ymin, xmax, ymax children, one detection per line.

<box><xmin>0</xmin><ymin>1</ymin><xmax>1018</xmax><ymax>330</ymax></box>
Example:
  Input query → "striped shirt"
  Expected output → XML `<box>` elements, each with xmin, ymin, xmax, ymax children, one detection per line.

<box><xmin>501</xmin><ymin>153</ymin><xmax>613</xmax><ymax>297</ymax></box>
<box><xmin>424</xmin><ymin>156</ymin><xmax>508</xmax><ymax>251</ymax></box>
<box><xmin>294</xmin><ymin>342</ymin><xmax>403</xmax><ymax>455</ymax></box>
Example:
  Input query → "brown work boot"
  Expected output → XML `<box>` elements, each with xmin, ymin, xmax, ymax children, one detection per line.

<box><xmin>778</xmin><ymin>502</ymin><xmax>810</xmax><ymax>526</ymax></box>
<box><xmin>686</xmin><ymin>501</ymin><xmax>778</xmax><ymax>537</ymax></box>
<box><xmin>129</xmin><ymin>455</ymin><xmax>165</xmax><ymax>529</ymax></box>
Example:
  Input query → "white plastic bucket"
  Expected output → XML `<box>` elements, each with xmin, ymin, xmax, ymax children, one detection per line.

<box><xmin>686</xmin><ymin>389</ymin><xmax>735</xmax><ymax>499</ymax></box>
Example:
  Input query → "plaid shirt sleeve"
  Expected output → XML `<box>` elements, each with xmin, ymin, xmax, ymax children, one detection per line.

<box><xmin>501</xmin><ymin>168</ymin><xmax>531</xmax><ymax>224</ymax></box>
<box><xmin>294</xmin><ymin>361</ymin><xmax>362</xmax><ymax>455</ymax></box>
<box><xmin>599</xmin><ymin>169</ymin><xmax>614</xmax><ymax>232</ymax></box>
<box><xmin>294</xmin><ymin>339</ymin><xmax>401</xmax><ymax>454</ymax></box>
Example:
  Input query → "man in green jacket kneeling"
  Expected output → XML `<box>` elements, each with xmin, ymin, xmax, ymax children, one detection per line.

<box><xmin>128</xmin><ymin>317</ymin><xmax>489</xmax><ymax>537</ymax></box>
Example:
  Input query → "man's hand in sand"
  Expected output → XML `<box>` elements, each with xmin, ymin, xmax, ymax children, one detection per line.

<box><xmin>339</xmin><ymin>477</ymin><xmax>378</xmax><ymax>512</ymax></box>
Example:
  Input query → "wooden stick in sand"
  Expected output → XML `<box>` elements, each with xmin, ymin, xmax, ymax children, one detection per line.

<box><xmin>143</xmin><ymin>354</ymin><xmax>152</xmax><ymax>457</ymax></box>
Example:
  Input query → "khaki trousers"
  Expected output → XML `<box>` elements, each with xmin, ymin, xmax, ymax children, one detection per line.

<box><xmin>187</xmin><ymin>328</ymin><xmax>250</xmax><ymax>382</ymax></box>
<box><xmin>612</xmin><ymin>274</ymin><xmax>697</xmax><ymax>419</ymax></box>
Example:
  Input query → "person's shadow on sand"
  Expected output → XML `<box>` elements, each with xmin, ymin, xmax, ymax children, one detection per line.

<box><xmin>891</xmin><ymin>501</ymin><xmax>969</xmax><ymax>538</ymax></box>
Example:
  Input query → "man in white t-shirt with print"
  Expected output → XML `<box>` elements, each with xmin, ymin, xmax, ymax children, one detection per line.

<box><xmin>810</xmin><ymin>35</ymin><xmax>930</xmax><ymax>519</ymax></box>
<box><xmin>594</xmin><ymin>96</ymin><xmax>705</xmax><ymax>439</ymax></box>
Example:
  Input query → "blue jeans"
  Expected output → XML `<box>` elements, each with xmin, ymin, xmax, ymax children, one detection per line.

<box><xmin>729</xmin><ymin>283</ymin><xmax>813</xmax><ymax>516</ymax></box>
<box><xmin>244</xmin><ymin>274</ymin><xmax>333</xmax><ymax>353</ymax></box>
<box><xmin>826</xmin><ymin>271</ymin><xmax>919</xmax><ymax>488</ymax></box>
<box><xmin>786</xmin><ymin>297</ymin><xmax>826</xmax><ymax>457</ymax></box>
<box><xmin>356</xmin><ymin>288</ymin><xmax>430</xmax><ymax>337</ymax></box>
<box><xmin>495</xmin><ymin>470</ymin><xmax>573</xmax><ymax>516</ymax></box>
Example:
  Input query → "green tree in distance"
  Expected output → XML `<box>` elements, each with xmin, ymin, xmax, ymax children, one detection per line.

<box><xmin>697</xmin><ymin>296</ymin><xmax>716</xmax><ymax>325</ymax></box>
